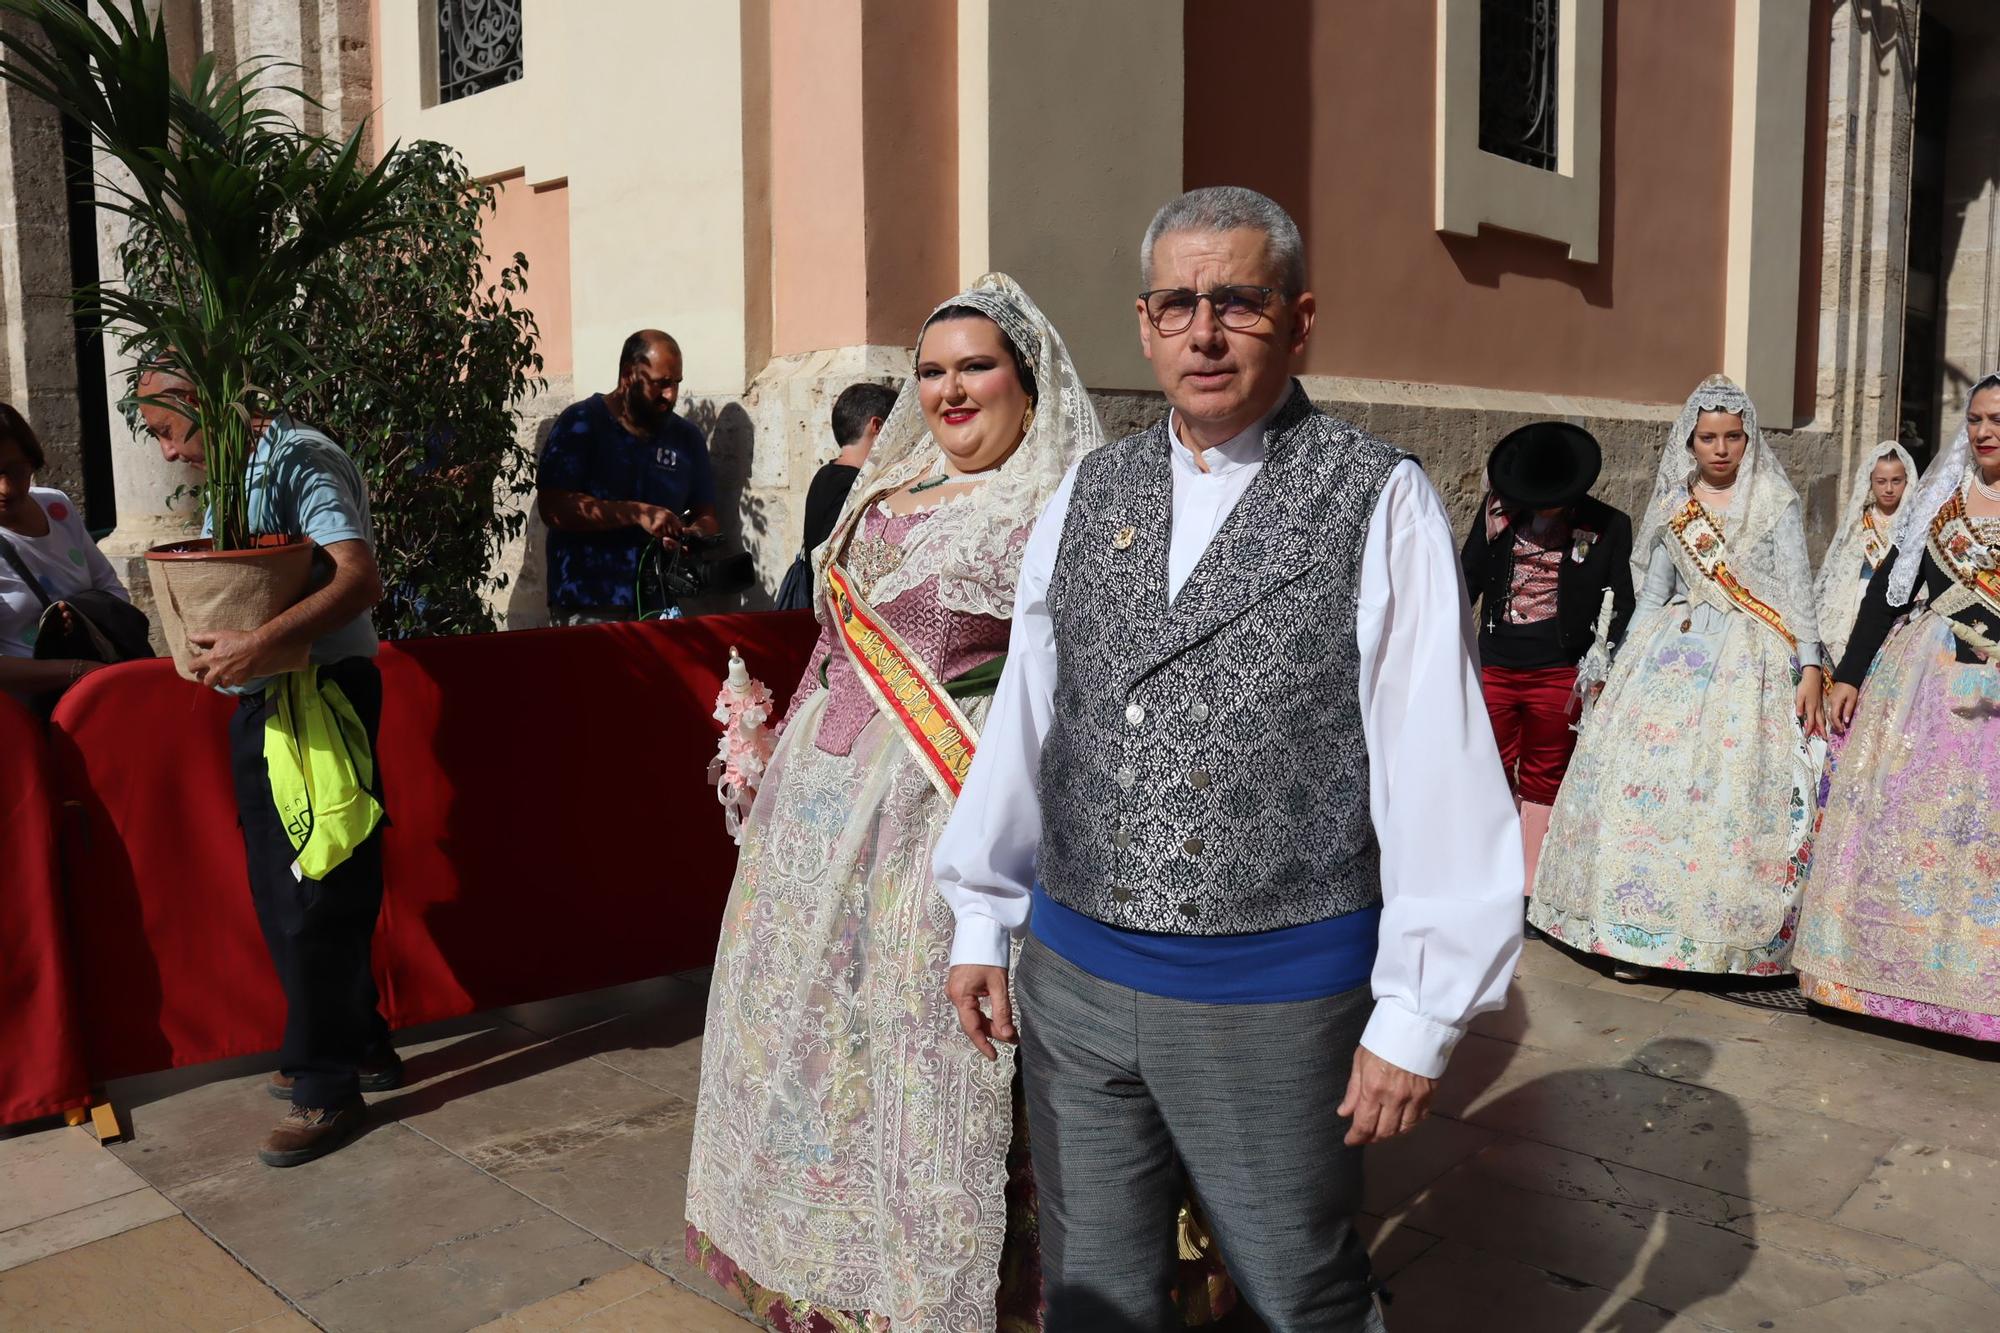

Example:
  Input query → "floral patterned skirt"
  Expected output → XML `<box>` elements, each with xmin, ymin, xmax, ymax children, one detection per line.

<box><xmin>1794</xmin><ymin>612</ymin><xmax>2000</xmax><ymax>1039</ymax></box>
<box><xmin>685</xmin><ymin>1073</ymin><xmax>1235</xmax><ymax>1331</ymax></box>
<box><xmin>1529</xmin><ymin>602</ymin><xmax>1820</xmax><ymax>974</ymax></box>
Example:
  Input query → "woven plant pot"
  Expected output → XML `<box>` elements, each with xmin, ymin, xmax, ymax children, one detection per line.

<box><xmin>145</xmin><ymin>536</ymin><xmax>316</xmax><ymax>683</ymax></box>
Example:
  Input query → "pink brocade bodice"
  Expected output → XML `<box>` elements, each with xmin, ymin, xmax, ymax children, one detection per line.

<box><xmin>784</xmin><ymin>504</ymin><xmax>1010</xmax><ymax>757</ymax></box>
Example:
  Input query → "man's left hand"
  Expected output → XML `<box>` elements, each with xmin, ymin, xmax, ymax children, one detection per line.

<box><xmin>1338</xmin><ymin>1045</ymin><xmax>1435</xmax><ymax>1146</ymax></box>
<box><xmin>187</xmin><ymin>628</ymin><xmax>280</xmax><ymax>689</ymax></box>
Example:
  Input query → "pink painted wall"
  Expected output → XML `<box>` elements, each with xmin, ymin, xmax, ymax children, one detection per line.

<box><xmin>859</xmin><ymin>0</ymin><xmax>957</xmax><ymax>348</ymax></box>
<box><xmin>481</xmin><ymin>174</ymin><xmax>574</xmax><ymax>378</ymax></box>
<box><xmin>769</xmin><ymin>0</ymin><xmax>869</xmax><ymax>357</ymax></box>
<box><xmin>1185</xmin><ymin>0</ymin><xmax>1742</xmax><ymax>406</ymax></box>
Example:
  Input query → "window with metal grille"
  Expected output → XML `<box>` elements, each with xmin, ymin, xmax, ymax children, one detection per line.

<box><xmin>1479</xmin><ymin>0</ymin><xmax>1559</xmax><ymax>171</ymax></box>
<box><xmin>437</xmin><ymin>0</ymin><xmax>522</xmax><ymax>104</ymax></box>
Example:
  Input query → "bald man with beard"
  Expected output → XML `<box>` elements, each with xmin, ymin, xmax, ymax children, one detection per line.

<box><xmin>537</xmin><ymin>329</ymin><xmax>721</xmax><ymax>623</ymax></box>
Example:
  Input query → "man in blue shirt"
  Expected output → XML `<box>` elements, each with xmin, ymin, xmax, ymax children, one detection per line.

<box><xmin>137</xmin><ymin>365</ymin><xmax>397</xmax><ymax>1171</ymax></box>
<box><xmin>537</xmin><ymin>329</ymin><xmax>720</xmax><ymax>623</ymax></box>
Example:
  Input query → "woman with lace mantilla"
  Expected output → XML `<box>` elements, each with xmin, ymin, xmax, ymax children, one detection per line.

<box><xmin>1794</xmin><ymin>374</ymin><xmax>2000</xmax><ymax>1041</ymax></box>
<box><xmin>1812</xmin><ymin>439</ymin><xmax>1915</xmax><ymax>668</ymax></box>
<box><xmin>1529</xmin><ymin>375</ymin><xmax>1827</xmax><ymax>982</ymax></box>
<box><xmin>683</xmin><ymin>275</ymin><xmax>1226</xmax><ymax>1332</ymax></box>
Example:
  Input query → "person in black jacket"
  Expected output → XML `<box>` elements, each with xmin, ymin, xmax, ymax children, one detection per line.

<box><xmin>1461</xmin><ymin>422</ymin><xmax>1634</xmax><ymax>893</ymax></box>
<box><xmin>774</xmin><ymin>381</ymin><xmax>899</xmax><ymax>610</ymax></box>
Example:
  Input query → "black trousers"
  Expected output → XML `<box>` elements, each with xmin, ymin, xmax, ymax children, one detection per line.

<box><xmin>228</xmin><ymin>656</ymin><xmax>391</xmax><ymax>1107</ymax></box>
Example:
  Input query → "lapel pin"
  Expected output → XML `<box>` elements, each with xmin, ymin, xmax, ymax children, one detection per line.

<box><xmin>1113</xmin><ymin>525</ymin><xmax>1137</xmax><ymax>551</ymax></box>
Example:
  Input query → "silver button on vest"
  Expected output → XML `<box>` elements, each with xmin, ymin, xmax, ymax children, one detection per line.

<box><xmin>1037</xmin><ymin>384</ymin><xmax>1408</xmax><ymax>935</ymax></box>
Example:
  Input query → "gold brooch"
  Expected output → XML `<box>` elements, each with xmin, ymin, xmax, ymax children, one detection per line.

<box><xmin>1112</xmin><ymin>525</ymin><xmax>1137</xmax><ymax>550</ymax></box>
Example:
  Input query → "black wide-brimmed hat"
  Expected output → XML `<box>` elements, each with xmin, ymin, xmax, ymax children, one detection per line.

<box><xmin>1487</xmin><ymin>421</ymin><xmax>1602</xmax><ymax>509</ymax></box>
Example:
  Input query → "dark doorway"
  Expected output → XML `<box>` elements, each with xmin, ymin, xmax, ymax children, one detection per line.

<box><xmin>61</xmin><ymin>113</ymin><xmax>115</xmax><ymax>536</ymax></box>
<box><xmin>1897</xmin><ymin>13</ymin><xmax>1952</xmax><ymax>466</ymax></box>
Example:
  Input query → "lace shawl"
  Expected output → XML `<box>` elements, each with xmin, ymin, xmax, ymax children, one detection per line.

<box><xmin>810</xmin><ymin>273</ymin><xmax>1103</xmax><ymax>620</ymax></box>
<box><xmin>1634</xmin><ymin>374</ymin><xmax>1818</xmax><ymax>648</ymax></box>
<box><xmin>1886</xmin><ymin>371</ymin><xmax>2000</xmax><ymax>605</ymax></box>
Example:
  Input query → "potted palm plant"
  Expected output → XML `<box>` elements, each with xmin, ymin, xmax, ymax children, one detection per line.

<box><xmin>0</xmin><ymin>0</ymin><xmax>413</xmax><ymax>678</ymax></box>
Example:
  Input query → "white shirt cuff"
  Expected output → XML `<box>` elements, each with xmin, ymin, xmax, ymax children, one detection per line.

<box><xmin>1360</xmin><ymin>1000</ymin><xmax>1464</xmax><ymax>1081</ymax></box>
<box><xmin>948</xmin><ymin>914</ymin><xmax>1015</xmax><ymax>970</ymax></box>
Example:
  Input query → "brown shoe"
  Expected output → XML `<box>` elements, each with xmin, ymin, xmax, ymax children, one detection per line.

<box><xmin>257</xmin><ymin>1099</ymin><xmax>366</xmax><ymax>1168</ymax></box>
<box><xmin>268</xmin><ymin>1055</ymin><xmax>404</xmax><ymax>1101</ymax></box>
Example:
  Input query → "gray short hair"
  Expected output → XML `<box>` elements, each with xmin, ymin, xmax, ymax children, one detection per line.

<box><xmin>1140</xmin><ymin>186</ymin><xmax>1306</xmax><ymax>297</ymax></box>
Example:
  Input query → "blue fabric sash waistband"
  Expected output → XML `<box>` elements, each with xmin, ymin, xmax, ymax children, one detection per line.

<box><xmin>1028</xmin><ymin>885</ymin><xmax>1379</xmax><ymax>1004</ymax></box>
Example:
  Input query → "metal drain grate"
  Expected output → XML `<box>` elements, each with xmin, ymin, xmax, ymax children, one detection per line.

<box><xmin>1710</xmin><ymin>982</ymin><xmax>1811</xmax><ymax>1013</ymax></box>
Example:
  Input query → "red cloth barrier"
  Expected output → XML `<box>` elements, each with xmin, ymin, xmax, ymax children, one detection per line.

<box><xmin>47</xmin><ymin>611</ymin><xmax>820</xmax><ymax>1085</ymax></box>
<box><xmin>0</xmin><ymin>693</ymin><xmax>90</xmax><ymax>1124</ymax></box>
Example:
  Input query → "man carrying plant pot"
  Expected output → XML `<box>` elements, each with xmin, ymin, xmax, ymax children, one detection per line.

<box><xmin>138</xmin><ymin>365</ymin><xmax>400</xmax><ymax>1168</ymax></box>
<box><xmin>537</xmin><ymin>328</ymin><xmax>721</xmax><ymax>624</ymax></box>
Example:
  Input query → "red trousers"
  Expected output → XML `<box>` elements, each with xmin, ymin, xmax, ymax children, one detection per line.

<box><xmin>1480</xmin><ymin>664</ymin><xmax>1579</xmax><ymax>805</ymax></box>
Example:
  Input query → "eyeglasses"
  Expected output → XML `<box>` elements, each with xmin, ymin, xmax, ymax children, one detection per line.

<box><xmin>1139</xmin><ymin>285</ymin><xmax>1280</xmax><ymax>334</ymax></box>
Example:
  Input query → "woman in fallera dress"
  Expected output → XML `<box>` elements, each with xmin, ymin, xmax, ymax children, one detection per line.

<box><xmin>682</xmin><ymin>274</ymin><xmax>1227</xmax><ymax>1332</ymax></box>
<box><xmin>1812</xmin><ymin>439</ymin><xmax>1915</xmax><ymax>669</ymax></box>
<box><xmin>1794</xmin><ymin>375</ymin><xmax>2000</xmax><ymax>1041</ymax></box>
<box><xmin>1529</xmin><ymin>375</ymin><xmax>1826</xmax><ymax>982</ymax></box>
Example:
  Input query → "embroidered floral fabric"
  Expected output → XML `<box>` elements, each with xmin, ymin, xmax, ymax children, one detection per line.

<box><xmin>685</xmin><ymin>273</ymin><xmax>1102</xmax><ymax>1332</ymax></box>
<box><xmin>1529</xmin><ymin>377</ymin><xmax>1823</xmax><ymax>974</ymax></box>
<box><xmin>1793</xmin><ymin>568</ymin><xmax>2000</xmax><ymax>1037</ymax></box>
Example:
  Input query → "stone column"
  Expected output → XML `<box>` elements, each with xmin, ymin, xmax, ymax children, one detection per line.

<box><xmin>0</xmin><ymin>13</ymin><xmax>84</xmax><ymax>501</ymax></box>
<box><xmin>1813</xmin><ymin>3</ymin><xmax>1919</xmax><ymax>501</ymax></box>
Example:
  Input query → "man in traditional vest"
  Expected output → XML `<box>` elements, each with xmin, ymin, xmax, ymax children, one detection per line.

<box><xmin>935</xmin><ymin>186</ymin><xmax>1525</xmax><ymax>1331</ymax></box>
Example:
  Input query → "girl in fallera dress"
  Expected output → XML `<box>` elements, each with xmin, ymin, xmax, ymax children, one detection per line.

<box><xmin>1812</xmin><ymin>440</ymin><xmax>1915</xmax><ymax>668</ymax></box>
<box><xmin>1529</xmin><ymin>375</ymin><xmax>1827</xmax><ymax>982</ymax></box>
<box><xmin>1794</xmin><ymin>374</ymin><xmax>2000</xmax><ymax>1041</ymax></box>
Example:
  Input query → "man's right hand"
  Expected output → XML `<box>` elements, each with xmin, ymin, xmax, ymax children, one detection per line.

<box><xmin>634</xmin><ymin>504</ymin><xmax>684</xmax><ymax>546</ymax></box>
<box><xmin>947</xmin><ymin>964</ymin><xmax>1016</xmax><ymax>1061</ymax></box>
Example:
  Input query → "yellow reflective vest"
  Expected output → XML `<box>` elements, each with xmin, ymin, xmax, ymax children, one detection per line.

<box><xmin>263</xmin><ymin>667</ymin><xmax>383</xmax><ymax>882</ymax></box>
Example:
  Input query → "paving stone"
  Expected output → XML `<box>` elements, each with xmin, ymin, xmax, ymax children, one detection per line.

<box><xmin>1361</xmin><ymin>1114</ymin><xmax>1497</xmax><ymax>1216</ymax></box>
<box><xmin>0</xmin><ymin>1186</ymin><xmax>180</xmax><ymax>1274</ymax></box>
<box><xmin>1513</xmin><ymin>938</ymin><xmax>1591</xmax><ymax>982</ymax></box>
<box><xmin>497</xmin><ymin>976</ymin><xmax>701</xmax><ymax>1043</ymax></box>
<box><xmin>575</xmin><ymin>996</ymin><xmax>708</xmax><ymax>1102</ymax></box>
<box><xmin>1903</xmin><ymin>1260</ymin><xmax>2000</xmax><ymax>1315</ymax></box>
<box><xmin>0</xmin><ymin>1125</ymin><xmax>153</xmax><ymax>1232</ymax></box>
<box><xmin>1392</xmin><ymin>1137</ymin><xmax>1904</xmax><ymax>1327</ymax></box>
<box><xmin>468</xmin><ymin>1262</ymin><xmax>668</xmax><ymax>1331</ymax></box>
<box><xmin>0</xmin><ymin>1216</ymin><xmax>287</xmax><ymax>1331</ymax></box>
<box><xmin>1643</xmin><ymin>1008</ymin><xmax>2000</xmax><ymax>1158</ymax></box>
<box><xmin>1355</xmin><ymin>1214</ymin><xmax>1441</xmax><ymax>1283</ymax></box>
<box><xmin>1833</xmin><ymin>1140</ymin><xmax>2000</xmax><ymax>1273</ymax></box>
<box><xmin>1437</xmin><ymin>1038</ymin><xmax>1896</xmax><ymax>1218</ymax></box>
<box><xmin>466</xmin><ymin>1096</ymin><xmax>700</xmax><ymax>1263</ymax></box>
<box><xmin>391</xmin><ymin>1038</ymin><xmax>684</xmax><ymax>1161</ymax></box>
<box><xmin>1380</xmin><ymin>1240</ymin><xmax>1676</xmax><ymax>1332</ymax></box>
<box><xmin>169</xmin><ymin>1124</ymin><xmax>625</xmax><ymax>1333</ymax></box>
<box><xmin>566</xmin><ymin>1278</ymin><xmax>759</xmax><ymax>1330</ymax></box>
<box><xmin>1470</xmin><ymin>972</ymin><xmax>1680</xmax><ymax>1065</ymax></box>
<box><xmin>1748</xmin><ymin>1278</ymin><xmax>1996</xmax><ymax>1332</ymax></box>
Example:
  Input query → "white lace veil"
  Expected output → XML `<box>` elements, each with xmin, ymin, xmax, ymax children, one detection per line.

<box><xmin>1811</xmin><ymin>438</ymin><xmax>1916</xmax><ymax>610</ymax></box>
<box><xmin>811</xmin><ymin>272</ymin><xmax>1102</xmax><ymax>620</ymax></box>
<box><xmin>1885</xmin><ymin>371</ymin><xmax>2000</xmax><ymax>604</ymax></box>
<box><xmin>1634</xmin><ymin>374</ymin><xmax>1813</xmax><ymax>633</ymax></box>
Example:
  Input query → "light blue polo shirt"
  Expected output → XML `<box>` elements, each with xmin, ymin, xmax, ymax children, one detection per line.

<box><xmin>203</xmin><ymin>418</ymin><xmax>379</xmax><ymax>689</ymax></box>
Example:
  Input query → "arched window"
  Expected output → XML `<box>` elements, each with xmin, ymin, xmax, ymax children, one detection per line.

<box><xmin>437</xmin><ymin>0</ymin><xmax>523</xmax><ymax>105</ymax></box>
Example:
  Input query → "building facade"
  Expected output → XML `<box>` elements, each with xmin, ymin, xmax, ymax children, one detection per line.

<box><xmin>6</xmin><ymin>0</ymin><xmax>1987</xmax><ymax>624</ymax></box>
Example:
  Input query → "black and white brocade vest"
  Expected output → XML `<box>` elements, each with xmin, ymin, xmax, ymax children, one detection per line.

<box><xmin>1037</xmin><ymin>383</ymin><xmax>1410</xmax><ymax>935</ymax></box>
